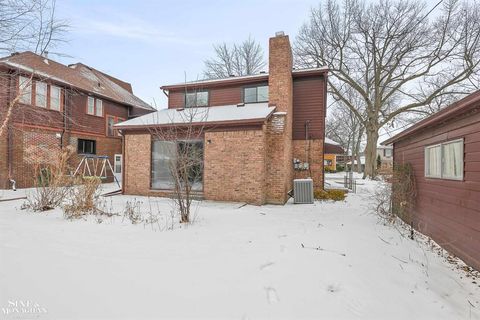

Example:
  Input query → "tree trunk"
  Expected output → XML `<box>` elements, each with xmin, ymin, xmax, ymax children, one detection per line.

<box><xmin>363</xmin><ymin>129</ymin><xmax>379</xmax><ymax>179</ymax></box>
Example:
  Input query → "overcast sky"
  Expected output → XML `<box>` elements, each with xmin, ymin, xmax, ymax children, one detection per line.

<box><xmin>52</xmin><ymin>0</ymin><xmax>322</xmax><ymax>108</ymax></box>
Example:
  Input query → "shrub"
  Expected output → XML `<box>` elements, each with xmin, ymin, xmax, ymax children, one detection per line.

<box><xmin>24</xmin><ymin>146</ymin><xmax>75</xmax><ymax>211</ymax></box>
<box><xmin>62</xmin><ymin>177</ymin><xmax>101</xmax><ymax>219</ymax></box>
<box><xmin>314</xmin><ymin>189</ymin><xmax>347</xmax><ymax>201</ymax></box>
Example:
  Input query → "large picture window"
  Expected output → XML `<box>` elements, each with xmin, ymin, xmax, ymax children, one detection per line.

<box><xmin>425</xmin><ymin>139</ymin><xmax>463</xmax><ymax>180</ymax></box>
<box><xmin>243</xmin><ymin>85</ymin><xmax>268</xmax><ymax>103</ymax></box>
<box><xmin>185</xmin><ymin>91</ymin><xmax>208</xmax><ymax>107</ymax></box>
<box><xmin>151</xmin><ymin>140</ymin><xmax>204</xmax><ymax>191</ymax></box>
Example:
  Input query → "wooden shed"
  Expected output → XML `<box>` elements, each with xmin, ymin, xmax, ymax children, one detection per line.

<box><xmin>383</xmin><ymin>91</ymin><xmax>480</xmax><ymax>271</ymax></box>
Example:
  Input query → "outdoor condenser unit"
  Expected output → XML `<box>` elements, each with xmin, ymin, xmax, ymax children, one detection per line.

<box><xmin>293</xmin><ymin>178</ymin><xmax>314</xmax><ymax>204</ymax></box>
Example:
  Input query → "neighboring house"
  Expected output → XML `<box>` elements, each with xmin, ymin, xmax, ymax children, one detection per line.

<box><xmin>382</xmin><ymin>90</ymin><xmax>480</xmax><ymax>271</ymax></box>
<box><xmin>376</xmin><ymin>145</ymin><xmax>393</xmax><ymax>168</ymax></box>
<box><xmin>324</xmin><ymin>138</ymin><xmax>344</xmax><ymax>171</ymax></box>
<box><xmin>115</xmin><ymin>32</ymin><xmax>328</xmax><ymax>205</ymax></box>
<box><xmin>0</xmin><ymin>51</ymin><xmax>154</xmax><ymax>189</ymax></box>
<box><xmin>346</xmin><ymin>156</ymin><xmax>365</xmax><ymax>172</ymax></box>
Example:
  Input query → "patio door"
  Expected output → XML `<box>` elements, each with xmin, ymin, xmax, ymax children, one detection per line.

<box><xmin>114</xmin><ymin>154</ymin><xmax>122</xmax><ymax>183</ymax></box>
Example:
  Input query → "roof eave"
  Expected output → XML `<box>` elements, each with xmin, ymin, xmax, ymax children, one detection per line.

<box><xmin>382</xmin><ymin>90</ymin><xmax>480</xmax><ymax>145</ymax></box>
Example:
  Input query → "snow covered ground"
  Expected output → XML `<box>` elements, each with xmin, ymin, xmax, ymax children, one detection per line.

<box><xmin>0</xmin><ymin>176</ymin><xmax>479</xmax><ymax>319</ymax></box>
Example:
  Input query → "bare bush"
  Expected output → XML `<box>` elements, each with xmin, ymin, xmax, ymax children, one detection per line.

<box><xmin>24</xmin><ymin>146</ymin><xmax>74</xmax><ymax>211</ymax></box>
<box><xmin>62</xmin><ymin>177</ymin><xmax>101</xmax><ymax>219</ymax></box>
<box><xmin>123</xmin><ymin>199</ymin><xmax>143</xmax><ymax>224</ymax></box>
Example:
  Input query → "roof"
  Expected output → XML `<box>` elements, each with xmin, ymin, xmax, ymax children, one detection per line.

<box><xmin>160</xmin><ymin>67</ymin><xmax>328</xmax><ymax>90</ymax></box>
<box><xmin>324</xmin><ymin>138</ymin><xmax>344</xmax><ymax>154</ymax></box>
<box><xmin>115</xmin><ymin>103</ymin><xmax>276</xmax><ymax>129</ymax></box>
<box><xmin>382</xmin><ymin>90</ymin><xmax>480</xmax><ymax>145</ymax></box>
<box><xmin>0</xmin><ymin>51</ymin><xmax>155</xmax><ymax>112</ymax></box>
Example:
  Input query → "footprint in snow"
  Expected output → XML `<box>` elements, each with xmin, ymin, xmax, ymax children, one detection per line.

<box><xmin>265</xmin><ymin>287</ymin><xmax>279</xmax><ymax>304</ymax></box>
<box><xmin>260</xmin><ymin>262</ymin><xmax>275</xmax><ymax>271</ymax></box>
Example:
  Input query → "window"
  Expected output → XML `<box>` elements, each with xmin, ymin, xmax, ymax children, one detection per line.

<box><xmin>151</xmin><ymin>140</ymin><xmax>204</xmax><ymax>190</ymax></box>
<box><xmin>425</xmin><ymin>139</ymin><xmax>463</xmax><ymax>180</ymax></box>
<box><xmin>19</xmin><ymin>76</ymin><xmax>32</xmax><ymax>104</ymax></box>
<box><xmin>87</xmin><ymin>97</ymin><xmax>95</xmax><ymax>115</ymax></box>
<box><xmin>107</xmin><ymin>116</ymin><xmax>115</xmax><ymax>136</ymax></box>
<box><xmin>243</xmin><ymin>85</ymin><xmax>269</xmax><ymax>103</ymax></box>
<box><xmin>35</xmin><ymin>81</ymin><xmax>47</xmax><ymax>108</ymax></box>
<box><xmin>185</xmin><ymin>91</ymin><xmax>208</xmax><ymax>107</ymax></box>
<box><xmin>442</xmin><ymin>140</ymin><xmax>463</xmax><ymax>180</ymax></box>
<box><xmin>77</xmin><ymin>139</ymin><xmax>96</xmax><ymax>155</ymax></box>
<box><xmin>106</xmin><ymin>116</ymin><xmax>124</xmax><ymax>137</ymax></box>
<box><xmin>50</xmin><ymin>85</ymin><xmax>61</xmax><ymax>111</ymax></box>
<box><xmin>384</xmin><ymin>148</ymin><xmax>393</xmax><ymax>158</ymax></box>
<box><xmin>96</xmin><ymin>99</ymin><xmax>103</xmax><ymax>117</ymax></box>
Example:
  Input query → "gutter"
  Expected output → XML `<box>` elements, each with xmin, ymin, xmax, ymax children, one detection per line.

<box><xmin>382</xmin><ymin>90</ymin><xmax>480</xmax><ymax>145</ymax></box>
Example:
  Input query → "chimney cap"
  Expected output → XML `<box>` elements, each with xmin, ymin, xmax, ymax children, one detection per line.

<box><xmin>275</xmin><ymin>31</ymin><xmax>285</xmax><ymax>37</ymax></box>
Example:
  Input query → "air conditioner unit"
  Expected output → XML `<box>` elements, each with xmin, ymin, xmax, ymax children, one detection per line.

<box><xmin>293</xmin><ymin>178</ymin><xmax>314</xmax><ymax>204</ymax></box>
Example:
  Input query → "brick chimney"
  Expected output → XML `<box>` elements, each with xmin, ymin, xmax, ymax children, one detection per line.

<box><xmin>265</xmin><ymin>32</ymin><xmax>294</xmax><ymax>204</ymax></box>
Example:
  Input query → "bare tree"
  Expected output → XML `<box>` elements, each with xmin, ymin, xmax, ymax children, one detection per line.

<box><xmin>0</xmin><ymin>0</ymin><xmax>67</xmax><ymax>55</ymax></box>
<box><xmin>0</xmin><ymin>0</ymin><xmax>68</xmax><ymax>139</ymax></box>
<box><xmin>295</xmin><ymin>0</ymin><xmax>480</xmax><ymax>178</ymax></box>
<box><xmin>149</xmin><ymin>105</ymin><xmax>207</xmax><ymax>223</ymax></box>
<box><xmin>203</xmin><ymin>36</ymin><xmax>266</xmax><ymax>79</ymax></box>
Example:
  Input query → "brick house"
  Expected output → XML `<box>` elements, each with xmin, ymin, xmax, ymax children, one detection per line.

<box><xmin>0</xmin><ymin>51</ymin><xmax>154</xmax><ymax>189</ymax></box>
<box><xmin>116</xmin><ymin>33</ymin><xmax>328</xmax><ymax>205</ymax></box>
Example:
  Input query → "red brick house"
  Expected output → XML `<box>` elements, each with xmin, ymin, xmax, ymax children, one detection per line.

<box><xmin>0</xmin><ymin>51</ymin><xmax>154</xmax><ymax>189</ymax></box>
<box><xmin>116</xmin><ymin>33</ymin><xmax>328</xmax><ymax>205</ymax></box>
<box><xmin>383</xmin><ymin>90</ymin><xmax>480</xmax><ymax>270</ymax></box>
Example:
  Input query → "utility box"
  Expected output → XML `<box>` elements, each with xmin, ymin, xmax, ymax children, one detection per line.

<box><xmin>293</xmin><ymin>178</ymin><xmax>314</xmax><ymax>204</ymax></box>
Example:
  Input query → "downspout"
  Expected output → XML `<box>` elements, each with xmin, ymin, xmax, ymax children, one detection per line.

<box><xmin>6</xmin><ymin>70</ymin><xmax>15</xmax><ymax>190</ymax></box>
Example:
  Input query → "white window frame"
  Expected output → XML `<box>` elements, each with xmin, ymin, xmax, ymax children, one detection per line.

<box><xmin>50</xmin><ymin>85</ymin><xmax>61</xmax><ymax>111</ymax></box>
<box><xmin>87</xmin><ymin>96</ymin><xmax>95</xmax><ymax>115</ymax></box>
<box><xmin>35</xmin><ymin>81</ymin><xmax>47</xmax><ymax>108</ymax></box>
<box><xmin>19</xmin><ymin>76</ymin><xmax>32</xmax><ymax>104</ymax></box>
<box><xmin>95</xmin><ymin>99</ymin><xmax>103</xmax><ymax>117</ymax></box>
<box><xmin>424</xmin><ymin>138</ymin><xmax>464</xmax><ymax>181</ymax></box>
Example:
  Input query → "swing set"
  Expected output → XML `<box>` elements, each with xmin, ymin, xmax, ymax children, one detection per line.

<box><xmin>72</xmin><ymin>155</ymin><xmax>120</xmax><ymax>188</ymax></box>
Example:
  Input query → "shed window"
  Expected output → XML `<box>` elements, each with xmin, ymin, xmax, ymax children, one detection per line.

<box><xmin>425</xmin><ymin>139</ymin><xmax>463</xmax><ymax>180</ymax></box>
<box><xmin>243</xmin><ymin>85</ymin><xmax>268</xmax><ymax>103</ymax></box>
<box><xmin>185</xmin><ymin>91</ymin><xmax>208</xmax><ymax>107</ymax></box>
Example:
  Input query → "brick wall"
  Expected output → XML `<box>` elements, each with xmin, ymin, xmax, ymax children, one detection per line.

<box><xmin>0</xmin><ymin>131</ymin><xmax>7</xmax><ymax>188</ymax></box>
<box><xmin>204</xmin><ymin>129</ymin><xmax>266</xmax><ymax>205</ymax></box>
<box><xmin>10</xmin><ymin>126</ymin><xmax>62</xmax><ymax>188</ymax></box>
<box><xmin>124</xmin><ymin>133</ymin><xmax>151</xmax><ymax>195</ymax></box>
<box><xmin>292</xmin><ymin>140</ymin><xmax>324</xmax><ymax>189</ymax></box>
<box><xmin>266</xmin><ymin>34</ymin><xmax>294</xmax><ymax>204</ymax></box>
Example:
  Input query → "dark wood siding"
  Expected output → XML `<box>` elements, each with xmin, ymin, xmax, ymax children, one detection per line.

<box><xmin>292</xmin><ymin>76</ymin><xmax>326</xmax><ymax>140</ymax></box>
<box><xmin>393</xmin><ymin>108</ymin><xmax>480</xmax><ymax>270</ymax></box>
<box><xmin>167</xmin><ymin>81</ymin><xmax>266</xmax><ymax>108</ymax></box>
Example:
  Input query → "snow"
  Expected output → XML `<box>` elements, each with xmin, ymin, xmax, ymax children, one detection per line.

<box><xmin>116</xmin><ymin>103</ymin><xmax>276</xmax><ymax>127</ymax></box>
<box><xmin>325</xmin><ymin>137</ymin><xmax>341</xmax><ymax>145</ymax></box>
<box><xmin>0</xmin><ymin>178</ymin><xmax>479</xmax><ymax>319</ymax></box>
